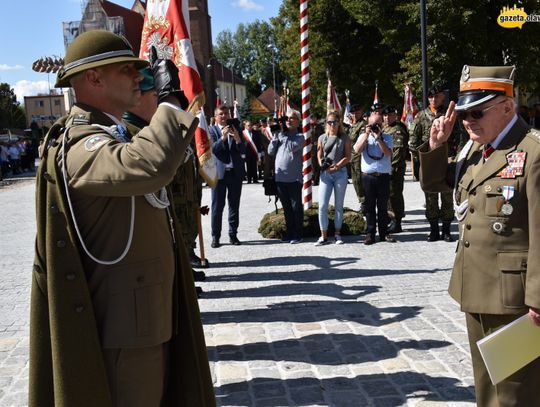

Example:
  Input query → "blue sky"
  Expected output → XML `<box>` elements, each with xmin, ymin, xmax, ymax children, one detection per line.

<box><xmin>0</xmin><ymin>0</ymin><xmax>282</xmax><ymax>102</ymax></box>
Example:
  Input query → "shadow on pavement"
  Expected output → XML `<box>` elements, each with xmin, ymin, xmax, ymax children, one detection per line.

<box><xmin>214</xmin><ymin>373</ymin><xmax>475</xmax><ymax>406</ymax></box>
<box><xmin>202</xmin><ymin>300</ymin><xmax>422</xmax><ymax>327</ymax></box>
<box><xmin>207</xmin><ymin>333</ymin><xmax>450</xmax><ymax>365</ymax></box>
<box><xmin>209</xmin><ymin>255</ymin><xmax>358</xmax><ymax>269</ymax></box>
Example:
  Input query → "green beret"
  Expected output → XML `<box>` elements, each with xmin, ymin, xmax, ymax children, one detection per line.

<box><xmin>56</xmin><ymin>30</ymin><xmax>148</xmax><ymax>88</ymax></box>
<box><xmin>139</xmin><ymin>67</ymin><xmax>155</xmax><ymax>92</ymax></box>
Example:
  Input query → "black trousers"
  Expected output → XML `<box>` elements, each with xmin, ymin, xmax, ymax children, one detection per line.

<box><xmin>362</xmin><ymin>173</ymin><xmax>390</xmax><ymax>238</ymax></box>
<box><xmin>211</xmin><ymin>171</ymin><xmax>243</xmax><ymax>239</ymax></box>
<box><xmin>276</xmin><ymin>181</ymin><xmax>304</xmax><ymax>239</ymax></box>
<box><xmin>245</xmin><ymin>154</ymin><xmax>259</xmax><ymax>182</ymax></box>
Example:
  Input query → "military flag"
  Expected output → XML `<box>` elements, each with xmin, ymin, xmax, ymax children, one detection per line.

<box><xmin>373</xmin><ymin>80</ymin><xmax>379</xmax><ymax>105</ymax></box>
<box><xmin>139</xmin><ymin>0</ymin><xmax>217</xmax><ymax>187</ymax></box>
<box><xmin>326</xmin><ymin>78</ymin><xmax>341</xmax><ymax>114</ymax></box>
<box><xmin>401</xmin><ymin>83</ymin><xmax>419</xmax><ymax>130</ymax></box>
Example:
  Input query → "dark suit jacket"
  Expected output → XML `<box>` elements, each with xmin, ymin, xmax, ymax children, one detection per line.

<box><xmin>209</xmin><ymin>125</ymin><xmax>246</xmax><ymax>179</ymax></box>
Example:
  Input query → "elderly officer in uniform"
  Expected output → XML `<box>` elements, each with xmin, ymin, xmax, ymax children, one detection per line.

<box><xmin>410</xmin><ymin>85</ymin><xmax>462</xmax><ymax>242</ymax></box>
<box><xmin>383</xmin><ymin>105</ymin><xmax>409</xmax><ymax>233</ymax></box>
<box><xmin>30</xmin><ymin>30</ymin><xmax>215</xmax><ymax>407</ymax></box>
<box><xmin>419</xmin><ymin>65</ymin><xmax>540</xmax><ymax>407</ymax></box>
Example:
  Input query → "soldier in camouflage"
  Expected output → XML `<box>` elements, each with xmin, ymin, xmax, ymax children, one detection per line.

<box><xmin>347</xmin><ymin>104</ymin><xmax>367</xmax><ymax>212</ymax></box>
<box><xmin>310</xmin><ymin>113</ymin><xmax>325</xmax><ymax>185</ymax></box>
<box><xmin>383</xmin><ymin>105</ymin><xmax>409</xmax><ymax>233</ymax></box>
<box><xmin>409</xmin><ymin>85</ymin><xmax>462</xmax><ymax>242</ymax></box>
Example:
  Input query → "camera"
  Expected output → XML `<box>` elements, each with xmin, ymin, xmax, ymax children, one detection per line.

<box><xmin>226</xmin><ymin>118</ymin><xmax>241</xmax><ymax>132</ymax></box>
<box><xmin>370</xmin><ymin>123</ymin><xmax>380</xmax><ymax>133</ymax></box>
<box><xmin>320</xmin><ymin>157</ymin><xmax>333</xmax><ymax>172</ymax></box>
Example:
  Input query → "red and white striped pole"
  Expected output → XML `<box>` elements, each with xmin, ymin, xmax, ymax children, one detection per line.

<box><xmin>300</xmin><ymin>0</ymin><xmax>312</xmax><ymax>209</ymax></box>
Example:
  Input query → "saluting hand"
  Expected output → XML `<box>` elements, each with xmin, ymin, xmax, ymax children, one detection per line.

<box><xmin>430</xmin><ymin>101</ymin><xmax>457</xmax><ymax>150</ymax></box>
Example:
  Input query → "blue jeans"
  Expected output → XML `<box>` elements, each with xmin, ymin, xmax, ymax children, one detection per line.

<box><xmin>318</xmin><ymin>168</ymin><xmax>348</xmax><ymax>231</ymax></box>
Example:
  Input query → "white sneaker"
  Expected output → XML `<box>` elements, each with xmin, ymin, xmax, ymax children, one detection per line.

<box><xmin>314</xmin><ymin>237</ymin><xmax>328</xmax><ymax>246</ymax></box>
<box><xmin>335</xmin><ymin>235</ymin><xmax>344</xmax><ymax>245</ymax></box>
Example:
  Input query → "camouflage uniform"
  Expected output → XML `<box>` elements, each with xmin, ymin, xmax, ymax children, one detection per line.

<box><xmin>311</xmin><ymin>122</ymin><xmax>325</xmax><ymax>185</ymax></box>
<box><xmin>384</xmin><ymin>120</ymin><xmax>409</xmax><ymax>221</ymax></box>
<box><xmin>347</xmin><ymin>120</ymin><xmax>366</xmax><ymax>205</ymax></box>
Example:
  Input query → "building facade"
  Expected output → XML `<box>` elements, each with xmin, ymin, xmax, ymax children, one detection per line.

<box><xmin>24</xmin><ymin>93</ymin><xmax>67</xmax><ymax>128</ymax></box>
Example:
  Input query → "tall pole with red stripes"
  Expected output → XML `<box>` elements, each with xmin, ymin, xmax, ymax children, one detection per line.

<box><xmin>300</xmin><ymin>0</ymin><xmax>312</xmax><ymax>209</ymax></box>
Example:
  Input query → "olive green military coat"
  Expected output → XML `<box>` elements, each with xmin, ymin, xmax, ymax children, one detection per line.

<box><xmin>30</xmin><ymin>103</ymin><xmax>215</xmax><ymax>406</ymax></box>
<box><xmin>419</xmin><ymin>117</ymin><xmax>540</xmax><ymax>314</ymax></box>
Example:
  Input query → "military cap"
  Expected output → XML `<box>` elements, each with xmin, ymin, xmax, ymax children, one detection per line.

<box><xmin>382</xmin><ymin>105</ymin><xmax>397</xmax><ymax>114</ymax></box>
<box><xmin>349</xmin><ymin>104</ymin><xmax>362</xmax><ymax>113</ymax></box>
<box><xmin>370</xmin><ymin>102</ymin><xmax>384</xmax><ymax>112</ymax></box>
<box><xmin>455</xmin><ymin>65</ymin><xmax>516</xmax><ymax>111</ymax></box>
<box><xmin>428</xmin><ymin>85</ymin><xmax>445</xmax><ymax>97</ymax></box>
<box><xmin>139</xmin><ymin>67</ymin><xmax>155</xmax><ymax>92</ymax></box>
<box><xmin>56</xmin><ymin>30</ymin><xmax>149</xmax><ymax>88</ymax></box>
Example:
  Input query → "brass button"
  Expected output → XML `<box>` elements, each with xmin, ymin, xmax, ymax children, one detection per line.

<box><xmin>464</xmin><ymin>241</ymin><xmax>470</xmax><ymax>248</ymax></box>
<box><xmin>66</xmin><ymin>273</ymin><xmax>76</xmax><ymax>281</ymax></box>
<box><xmin>75</xmin><ymin>305</ymin><xmax>84</xmax><ymax>313</ymax></box>
<box><xmin>56</xmin><ymin>240</ymin><xmax>66</xmax><ymax>248</ymax></box>
<box><xmin>497</xmin><ymin>187</ymin><xmax>502</xmax><ymax>193</ymax></box>
<box><xmin>466</xmin><ymin>224</ymin><xmax>471</xmax><ymax>230</ymax></box>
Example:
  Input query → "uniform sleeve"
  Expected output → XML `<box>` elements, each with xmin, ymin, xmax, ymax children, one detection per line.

<box><xmin>409</xmin><ymin>114</ymin><xmax>423</xmax><ymax>151</ymax></box>
<box><xmin>66</xmin><ymin>105</ymin><xmax>197</xmax><ymax>196</ymax></box>
<box><xmin>524</xmin><ymin>143</ymin><xmax>540</xmax><ymax>309</ymax></box>
<box><xmin>418</xmin><ymin>141</ymin><xmax>454</xmax><ymax>193</ymax></box>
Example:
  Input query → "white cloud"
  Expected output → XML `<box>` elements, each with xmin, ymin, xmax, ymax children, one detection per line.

<box><xmin>13</xmin><ymin>80</ymin><xmax>51</xmax><ymax>103</ymax></box>
<box><xmin>232</xmin><ymin>0</ymin><xmax>264</xmax><ymax>11</ymax></box>
<box><xmin>0</xmin><ymin>64</ymin><xmax>24</xmax><ymax>71</ymax></box>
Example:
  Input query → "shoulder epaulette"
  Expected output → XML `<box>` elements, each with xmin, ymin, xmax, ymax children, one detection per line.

<box><xmin>526</xmin><ymin>128</ymin><xmax>540</xmax><ymax>144</ymax></box>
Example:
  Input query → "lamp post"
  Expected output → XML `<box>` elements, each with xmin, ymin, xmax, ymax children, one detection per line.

<box><xmin>267</xmin><ymin>43</ymin><xmax>277</xmax><ymax>116</ymax></box>
<box><xmin>227</xmin><ymin>58</ymin><xmax>237</xmax><ymax>104</ymax></box>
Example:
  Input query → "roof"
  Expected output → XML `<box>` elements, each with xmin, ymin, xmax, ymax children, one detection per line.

<box><xmin>257</xmin><ymin>87</ymin><xmax>280</xmax><ymax>111</ymax></box>
<box><xmin>213</xmin><ymin>60</ymin><xmax>246</xmax><ymax>85</ymax></box>
<box><xmin>100</xmin><ymin>0</ymin><xmax>144</xmax><ymax>55</ymax></box>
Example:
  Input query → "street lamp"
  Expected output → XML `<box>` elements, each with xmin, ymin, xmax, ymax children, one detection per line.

<box><xmin>267</xmin><ymin>43</ymin><xmax>277</xmax><ymax>116</ymax></box>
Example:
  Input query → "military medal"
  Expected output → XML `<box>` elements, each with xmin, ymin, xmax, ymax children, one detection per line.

<box><xmin>496</xmin><ymin>197</ymin><xmax>505</xmax><ymax>213</ymax></box>
<box><xmin>492</xmin><ymin>220</ymin><xmax>506</xmax><ymax>234</ymax></box>
<box><xmin>501</xmin><ymin>203</ymin><xmax>513</xmax><ymax>215</ymax></box>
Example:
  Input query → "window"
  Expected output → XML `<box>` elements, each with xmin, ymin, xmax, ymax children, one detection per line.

<box><xmin>35</xmin><ymin>100</ymin><xmax>44</xmax><ymax>107</ymax></box>
<box><xmin>54</xmin><ymin>100</ymin><xmax>61</xmax><ymax>106</ymax></box>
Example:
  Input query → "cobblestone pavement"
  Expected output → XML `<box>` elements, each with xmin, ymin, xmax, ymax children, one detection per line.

<box><xmin>0</xmin><ymin>171</ymin><xmax>476</xmax><ymax>407</ymax></box>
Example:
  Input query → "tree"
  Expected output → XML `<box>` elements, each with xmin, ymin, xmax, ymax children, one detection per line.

<box><xmin>0</xmin><ymin>83</ymin><xmax>27</xmax><ymax>129</ymax></box>
<box><xmin>213</xmin><ymin>20</ymin><xmax>283</xmax><ymax>97</ymax></box>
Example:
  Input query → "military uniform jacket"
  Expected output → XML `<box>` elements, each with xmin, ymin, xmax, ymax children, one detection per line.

<box><xmin>348</xmin><ymin>120</ymin><xmax>366</xmax><ymax>164</ymax></box>
<box><xmin>411</xmin><ymin>108</ymin><xmax>464</xmax><ymax>158</ymax></box>
<box><xmin>419</xmin><ymin>117</ymin><xmax>540</xmax><ymax>315</ymax></box>
<box><xmin>384</xmin><ymin>121</ymin><xmax>409</xmax><ymax>171</ymax></box>
<box><xmin>30</xmin><ymin>103</ymin><xmax>216</xmax><ymax>407</ymax></box>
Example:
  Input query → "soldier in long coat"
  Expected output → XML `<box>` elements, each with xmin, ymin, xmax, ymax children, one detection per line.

<box><xmin>30</xmin><ymin>30</ymin><xmax>215</xmax><ymax>407</ymax></box>
<box><xmin>419</xmin><ymin>65</ymin><xmax>540</xmax><ymax>407</ymax></box>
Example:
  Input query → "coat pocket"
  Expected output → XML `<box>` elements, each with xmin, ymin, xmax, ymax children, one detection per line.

<box><xmin>498</xmin><ymin>251</ymin><xmax>527</xmax><ymax>309</ymax></box>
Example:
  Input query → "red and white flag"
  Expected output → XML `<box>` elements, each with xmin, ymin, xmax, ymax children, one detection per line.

<box><xmin>401</xmin><ymin>83</ymin><xmax>419</xmax><ymax>130</ymax></box>
<box><xmin>215</xmin><ymin>88</ymin><xmax>222</xmax><ymax>108</ymax></box>
<box><xmin>140</xmin><ymin>0</ymin><xmax>217</xmax><ymax>187</ymax></box>
<box><xmin>326</xmin><ymin>78</ymin><xmax>341</xmax><ymax>114</ymax></box>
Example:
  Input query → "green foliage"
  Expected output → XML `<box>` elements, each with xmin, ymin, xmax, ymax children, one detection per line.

<box><xmin>0</xmin><ymin>83</ymin><xmax>27</xmax><ymax>129</ymax></box>
<box><xmin>258</xmin><ymin>203</ymin><xmax>366</xmax><ymax>239</ymax></box>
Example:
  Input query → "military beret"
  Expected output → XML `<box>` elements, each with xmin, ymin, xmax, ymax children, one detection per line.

<box><xmin>370</xmin><ymin>102</ymin><xmax>384</xmax><ymax>112</ymax></box>
<box><xmin>56</xmin><ymin>30</ymin><xmax>149</xmax><ymax>88</ymax></box>
<box><xmin>428</xmin><ymin>85</ymin><xmax>445</xmax><ymax>97</ymax></box>
<box><xmin>139</xmin><ymin>67</ymin><xmax>155</xmax><ymax>92</ymax></box>
<box><xmin>259</xmin><ymin>118</ymin><xmax>267</xmax><ymax>124</ymax></box>
<box><xmin>455</xmin><ymin>65</ymin><xmax>516</xmax><ymax>111</ymax></box>
<box><xmin>382</xmin><ymin>105</ymin><xmax>397</xmax><ymax>114</ymax></box>
<box><xmin>349</xmin><ymin>104</ymin><xmax>362</xmax><ymax>113</ymax></box>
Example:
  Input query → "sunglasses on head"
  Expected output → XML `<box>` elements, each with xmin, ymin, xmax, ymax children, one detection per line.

<box><xmin>327</xmin><ymin>120</ymin><xmax>338</xmax><ymax>126</ymax></box>
<box><xmin>457</xmin><ymin>100</ymin><xmax>505</xmax><ymax>121</ymax></box>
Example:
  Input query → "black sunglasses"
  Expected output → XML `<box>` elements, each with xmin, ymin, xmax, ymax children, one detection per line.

<box><xmin>457</xmin><ymin>100</ymin><xmax>506</xmax><ymax>121</ymax></box>
<box><xmin>327</xmin><ymin>120</ymin><xmax>338</xmax><ymax>126</ymax></box>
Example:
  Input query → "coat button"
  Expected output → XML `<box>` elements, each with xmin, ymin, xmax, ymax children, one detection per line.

<box><xmin>50</xmin><ymin>204</ymin><xmax>59</xmax><ymax>215</ymax></box>
<box><xmin>469</xmin><ymin>207</ymin><xmax>475</xmax><ymax>214</ymax></box>
<box><xmin>497</xmin><ymin>187</ymin><xmax>502</xmax><ymax>192</ymax></box>
<box><xmin>466</xmin><ymin>224</ymin><xmax>471</xmax><ymax>230</ymax></box>
<box><xmin>75</xmin><ymin>305</ymin><xmax>84</xmax><ymax>313</ymax></box>
<box><xmin>464</xmin><ymin>241</ymin><xmax>470</xmax><ymax>247</ymax></box>
<box><xmin>56</xmin><ymin>240</ymin><xmax>66</xmax><ymax>248</ymax></box>
<box><xmin>66</xmin><ymin>273</ymin><xmax>76</xmax><ymax>281</ymax></box>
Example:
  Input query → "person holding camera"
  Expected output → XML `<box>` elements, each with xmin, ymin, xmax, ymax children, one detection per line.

<box><xmin>267</xmin><ymin>111</ymin><xmax>305</xmax><ymax>244</ymax></box>
<box><xmin>354</xmin><ymin>105</ymin><xmax>396</xmax><ymax>245</ymax></box>
<box><xmin>314</xmin><ymin>111</ymin><xmax>352</xmax><ymax>246</ymax></box>
<box><xmin>209</xmin><ymin>106</ymin><xmax>246</xmax><ymax>248</ymax></box>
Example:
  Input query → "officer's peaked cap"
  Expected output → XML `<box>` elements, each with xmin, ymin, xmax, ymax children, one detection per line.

<box><xmin>55</xmin><ymin>30</ymin><xmax>149</xmax><ymax>88</ymax></box>
<box><xmin>455</xmin><ymin>65</ymin><xmax>515</xmax><ymax>111</ymax></box>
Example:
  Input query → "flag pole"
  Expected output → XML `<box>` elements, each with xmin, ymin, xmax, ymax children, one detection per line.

<box><xmin>300</xmin><ymin>0</ymin><xmax>312</xmax><ymax>210</ymax></box>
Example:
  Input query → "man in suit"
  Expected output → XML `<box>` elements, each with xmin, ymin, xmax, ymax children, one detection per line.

<box><xmin>209</xmin><ymin>105</ymin><xmax>246</xmax><ymax>247</ymax></box>
<box><xmin>242</xmin><ymin>119</ymin><xmax>262</xmax><ymax>183</ymax></box>
<box><xmin>419</xmin><ymin>65</ymin><xmax>540</xmax><ymax>407</ymax></box>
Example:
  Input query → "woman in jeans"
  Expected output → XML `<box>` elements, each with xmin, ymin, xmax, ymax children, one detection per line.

<box><xmin>315</xmin><ymin>112</ymin><xmax>351</xmax><ymax>245</ymax></box>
